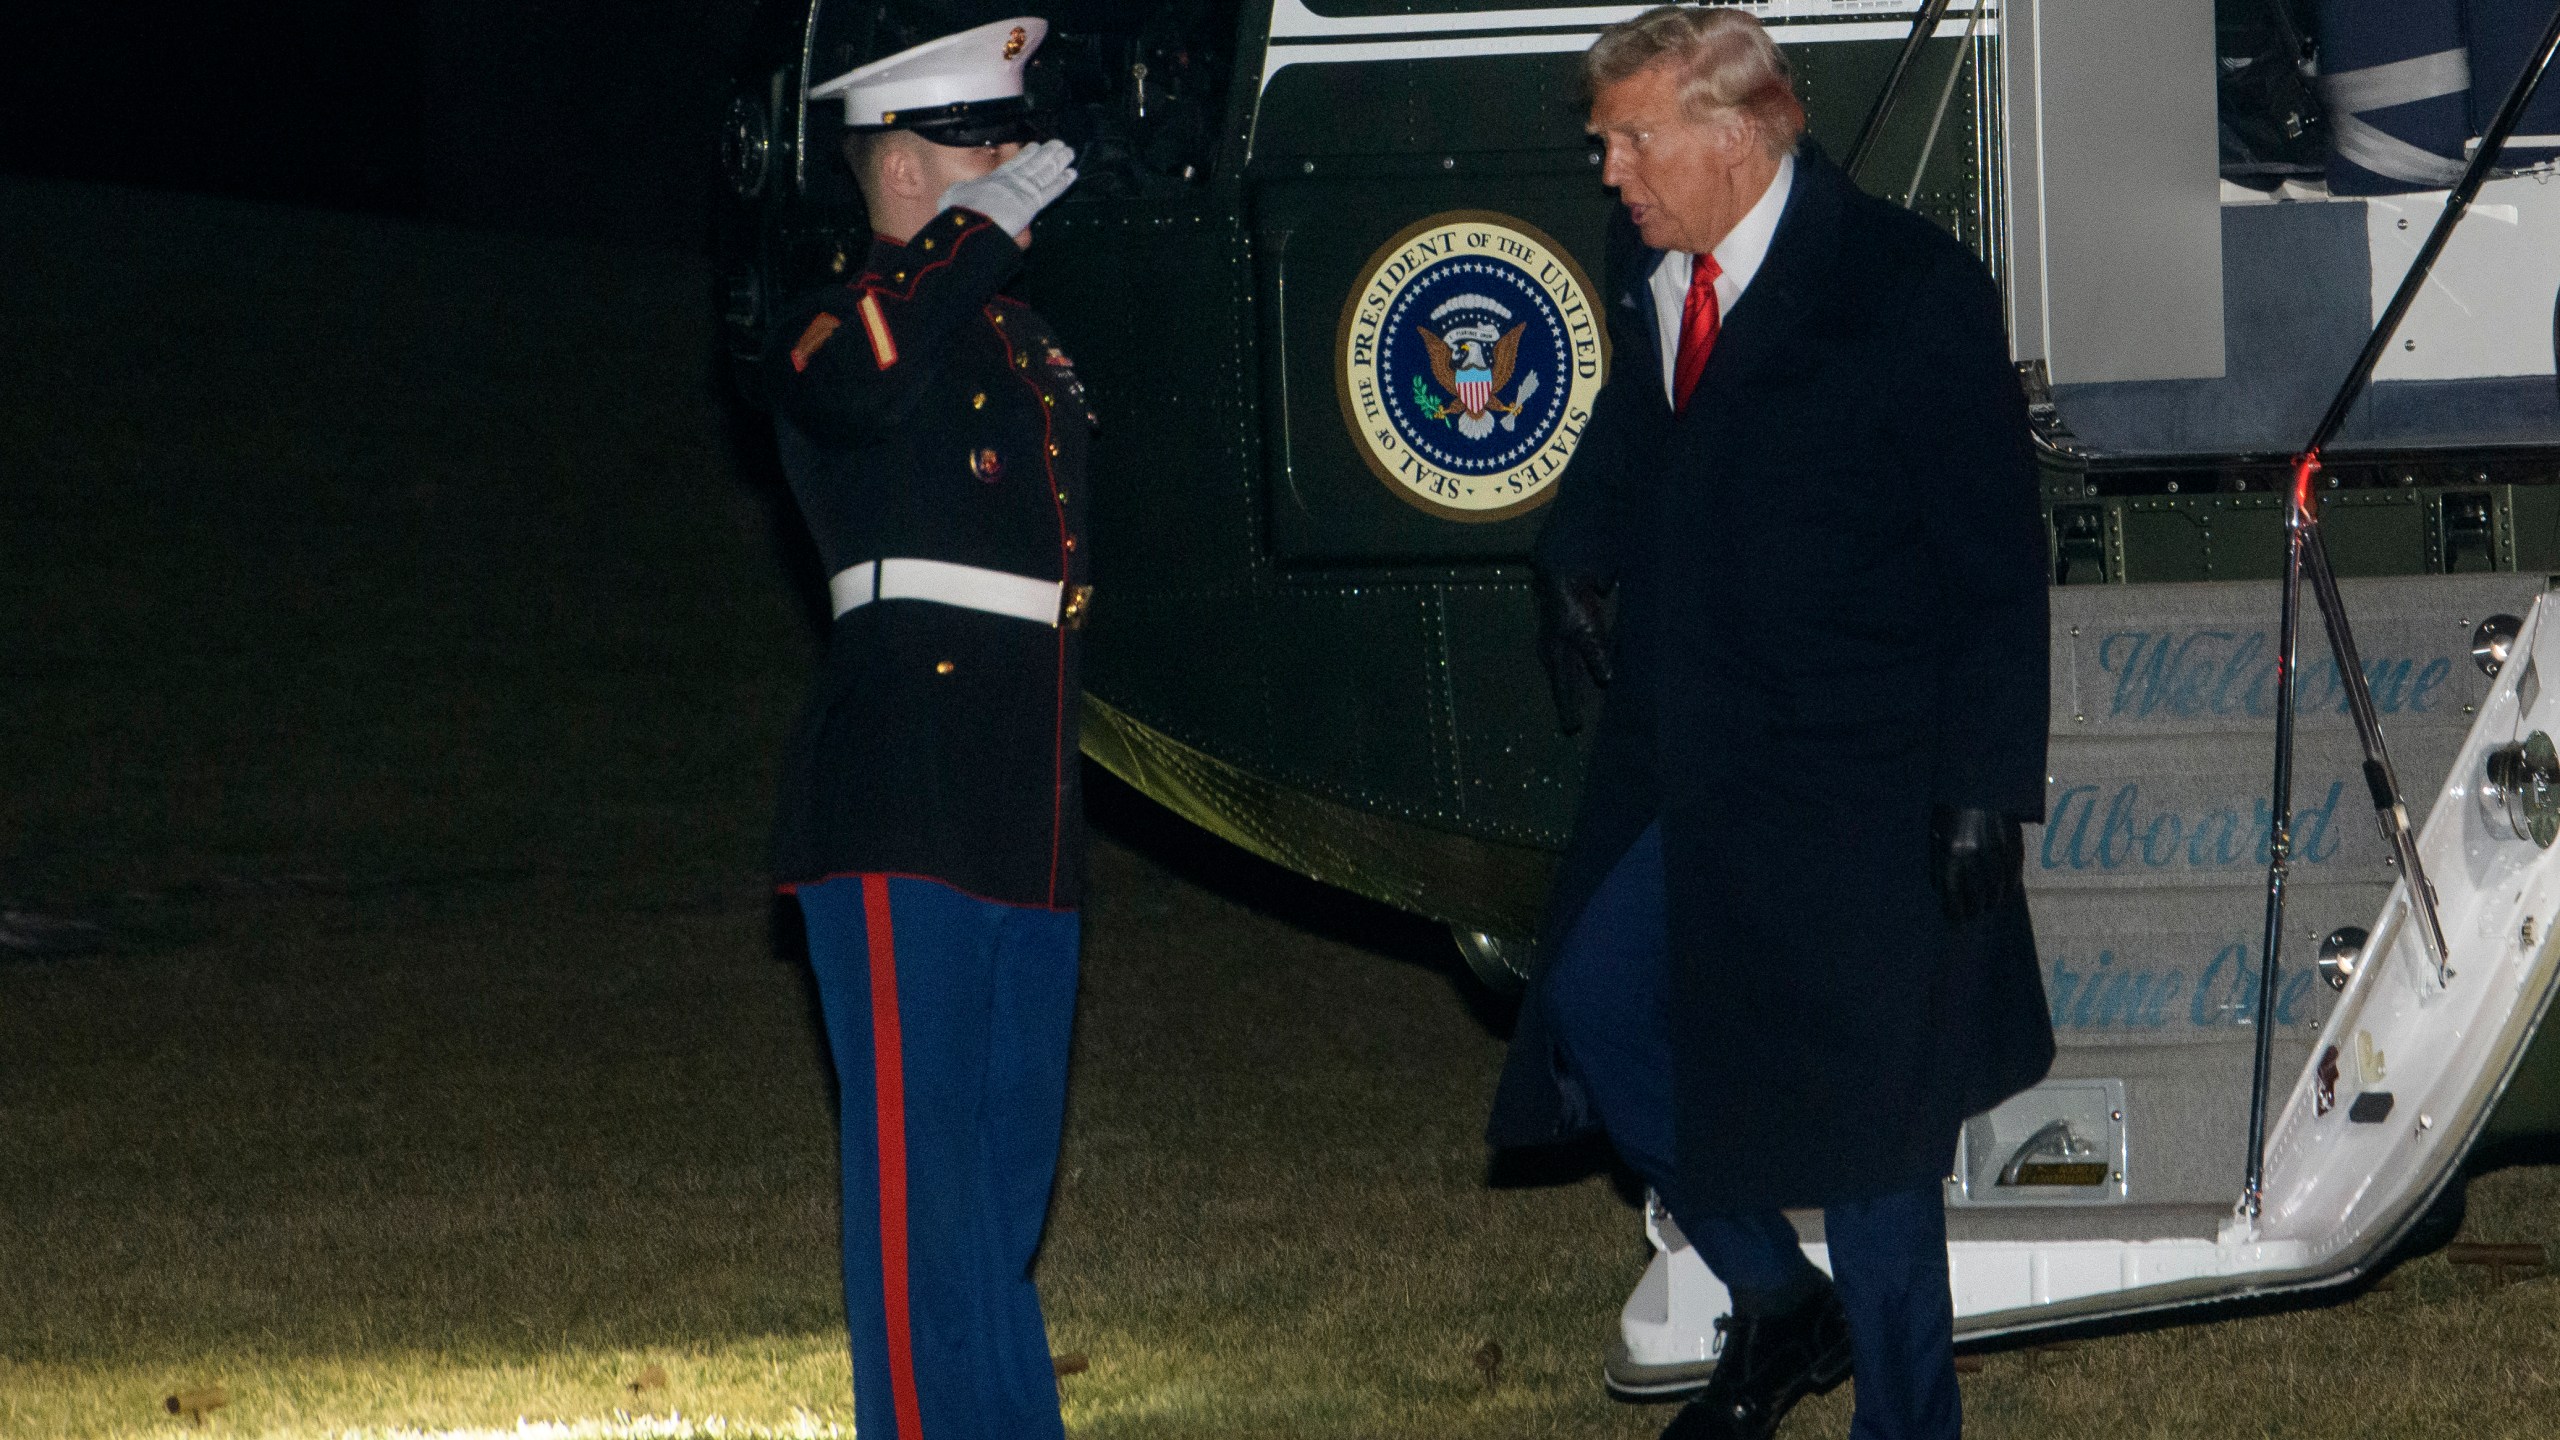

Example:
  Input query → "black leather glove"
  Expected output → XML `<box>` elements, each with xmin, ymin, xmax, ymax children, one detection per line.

<box><xmin>1533</xmin><ymin>569</ymin><xmax>1613</xmax><ymax>735</ymax></box>
<box><xmin>1930</xmin><ymin>804</ymin><xmax>2023</xmax><ymax>926</ymax></box>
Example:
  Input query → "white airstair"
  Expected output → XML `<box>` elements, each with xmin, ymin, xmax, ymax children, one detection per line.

<box><xmin>1612</xmin><ymin>593</ymin><xmax>2560</xmax><ymax>1390</ymax></box>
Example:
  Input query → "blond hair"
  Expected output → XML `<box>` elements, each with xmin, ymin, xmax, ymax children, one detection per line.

<box><xmin>1585</xmin><ymin>5</ymin><xmax>1808</xmax><ymax>160</ymax></box>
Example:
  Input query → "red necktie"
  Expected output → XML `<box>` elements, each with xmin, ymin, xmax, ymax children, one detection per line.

<box><xmin>1672</xmin><ymin>254</ymin><xmax>1723</xmax><ymax>414</ymax></box>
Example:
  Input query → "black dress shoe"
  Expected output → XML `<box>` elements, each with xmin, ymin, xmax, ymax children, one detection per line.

<box><xmin>1658</xmin><ymin>1282</ymin><xmax>1853</xmax><ymax>1440</ymax></box>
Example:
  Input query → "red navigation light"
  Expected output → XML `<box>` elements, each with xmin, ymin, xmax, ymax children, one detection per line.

<box><xmin>2290</xmin><ymin>450</ymin><xmax>2322</xmax><ymax>516</ymax></box>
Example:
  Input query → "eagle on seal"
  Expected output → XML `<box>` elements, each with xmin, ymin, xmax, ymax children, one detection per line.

<box><xmin>1419</xmin><ymin>320</ymin><xmax>1531</xmax><ymax>440</ymax></box>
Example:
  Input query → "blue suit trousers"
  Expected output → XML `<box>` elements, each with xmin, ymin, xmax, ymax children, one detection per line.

<box><xmin>1541</xmin><ymin>822</ymin><xmax>1961</xmax><ymax>1440</ymax></box>
<box><xmin>797</xmin><ymin>873</ymin><xmax>1081</xmax><ymax>1440</ymax></box>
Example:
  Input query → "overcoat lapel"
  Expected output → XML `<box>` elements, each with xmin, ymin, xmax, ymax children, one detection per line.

<box><xmin>1688</xmin><ymin>155</ymin><xmax>1847</xmax><ymax>403</ymax></box>
<box><xmin>1613</xmin><ymin>227</ymin><xmax>1672</xmax><ymax>419</ymax></box>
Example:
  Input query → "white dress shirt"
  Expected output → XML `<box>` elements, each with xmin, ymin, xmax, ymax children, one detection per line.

<box><xmin>1650</xmin><ymin>152</ymin><xmax>1796</xmax><ymax>407</ymax></box>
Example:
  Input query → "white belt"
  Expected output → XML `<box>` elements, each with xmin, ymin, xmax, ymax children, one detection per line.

<box><xmin>828</xmin><ymin>557</ymin><xmax>1064</xmax><ymax>627</ymax></box>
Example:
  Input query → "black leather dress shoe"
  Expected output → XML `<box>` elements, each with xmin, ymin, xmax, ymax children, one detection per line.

<box><xmin>1658</xmin><ymin>1282</ymin><xmax>1853</xmax><ymax>1440</ymax></box>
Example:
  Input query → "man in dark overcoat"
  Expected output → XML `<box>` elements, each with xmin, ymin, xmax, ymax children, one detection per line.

<box><xmin>761</xmin><ymin>17</ymin><xmax>1091</xmax><ymax>1440</ymax></box>
<box><xmin>1486</xmin><ymin>8</ymin><xmax>2055</xmax><ymax>1439</ymax></box>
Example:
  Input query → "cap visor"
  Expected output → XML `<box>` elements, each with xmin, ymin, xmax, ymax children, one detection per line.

<box><xmin>911</xmin><ymin>113</ymin><xmax>1042</xmax><ymax>146</ymax></box>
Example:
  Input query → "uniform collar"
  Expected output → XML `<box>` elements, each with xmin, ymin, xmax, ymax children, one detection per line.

<box><xmin>868</xmin><ymin>230</ymin><xmax>923</xmax><ymax>269</ymax></box>
<box><xmin>862</xmin><ymin>212</ymin><xmax>988</xmax><ymax>283</ymax></box>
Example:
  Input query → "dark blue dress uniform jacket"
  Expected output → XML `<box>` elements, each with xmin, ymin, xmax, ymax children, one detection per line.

<box><xmin>763</xmin><ymin>207</ymin><xmax>1093</xmax><ymax>909</ymax></box>
<box><xmin>1488</xmin><ymin>148</ymin><xmax>2056</xmax><ymax>1213</ymax></box>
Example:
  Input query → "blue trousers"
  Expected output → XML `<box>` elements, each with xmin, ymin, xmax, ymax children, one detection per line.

<box><xmin>797</xmin><ymin>873</ymin><xmax>1081</xmax><ymax>1440</ymax></box>
<box><xmin>1542</xmin><ymin>822</ymin><xmax>1961</xmax><ymax>1440</ymax></box>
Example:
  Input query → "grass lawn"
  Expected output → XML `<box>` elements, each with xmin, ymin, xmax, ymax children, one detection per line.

<box><xmin>4</xmin><ymin>180</ymin><xmax>2559</xmax><ymax>1440</ymax></box>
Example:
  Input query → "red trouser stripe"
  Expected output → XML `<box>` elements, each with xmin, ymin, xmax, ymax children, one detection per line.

<box><xmin>861</xmin><ymin>874</ymin><xmax>925</xmax><ymax>1439</ymax></box>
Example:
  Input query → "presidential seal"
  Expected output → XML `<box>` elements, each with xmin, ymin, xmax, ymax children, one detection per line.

<box><xmin>1336</xmin><ymin>211</ymin><xmax>1607</xmax><ymax>522</ymax></box>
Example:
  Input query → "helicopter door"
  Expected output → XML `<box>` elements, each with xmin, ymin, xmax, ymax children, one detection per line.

<box><xmin>1243</xmin><ymin>4</ymin><xmax>1613</xmax><ymax>566</ymax></box>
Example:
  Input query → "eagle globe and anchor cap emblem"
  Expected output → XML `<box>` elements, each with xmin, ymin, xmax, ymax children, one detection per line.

<box><xmin>1336</xmin><ymin>211</ymin><xmax>1607</xmax><ymax>522</ymax></box>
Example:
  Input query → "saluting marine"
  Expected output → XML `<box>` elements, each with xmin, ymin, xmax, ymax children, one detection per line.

<box><xmin>759</xmin><ymin>18</ymin><xmax>1088</xmax><ymax>1440</ymax></box>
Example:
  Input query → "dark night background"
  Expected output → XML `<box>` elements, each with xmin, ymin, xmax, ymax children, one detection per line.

<box><xmin>2</xmin><ymin>1</ymin><xmax>764</xmax><ymax>249</ymax></box>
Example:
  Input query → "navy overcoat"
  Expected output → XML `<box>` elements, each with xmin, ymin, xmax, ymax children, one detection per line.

<box><xmin>1487</xmin><ymin>147</ymin><xmax>2057</xmax><ymax>1213</ymax></box>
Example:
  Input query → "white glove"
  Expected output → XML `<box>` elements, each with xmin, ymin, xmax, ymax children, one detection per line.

<box><xmin>938</xmin><ymin>139</ymin><xmax>1079</xmax><ymax>238</ymax></box>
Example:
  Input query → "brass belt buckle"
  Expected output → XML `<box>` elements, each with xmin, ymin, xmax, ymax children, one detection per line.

<box><xmin>1062</xmin><ymin>583</ymin><xmax>1094</xmax><ymax>630</ymax></box>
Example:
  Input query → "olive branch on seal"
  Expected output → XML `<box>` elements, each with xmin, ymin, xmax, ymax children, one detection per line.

<box><xmin>1410</xmin><ymin>375</ymin><xmax>1455</xmax><ymax>424</ymax></box>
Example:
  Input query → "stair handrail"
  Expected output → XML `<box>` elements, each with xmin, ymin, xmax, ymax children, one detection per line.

<box><xmin>2241</xmin><ymin>0</ymin><xmax>2560</xmax><ymax>1223</ymax></box>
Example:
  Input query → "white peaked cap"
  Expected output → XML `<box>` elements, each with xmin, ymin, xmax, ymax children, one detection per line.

<box><xmin>811</xmin><ymin>17</ymin><xmax>1049</xmax><ymax>132</ymax></box>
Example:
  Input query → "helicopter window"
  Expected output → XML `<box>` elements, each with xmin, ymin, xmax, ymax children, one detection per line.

<box><xmin>799</xmin><ymin>0</ymin><xmax>1237</xmax><ymax>213</ymax></box>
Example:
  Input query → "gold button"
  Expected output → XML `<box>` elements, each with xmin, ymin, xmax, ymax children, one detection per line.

<box><xmin>922</xmin><ymin>238</ymin><xmax>935</xmax><ymax>250</ymax></box>
<box><xmin>1042</xmin><ymin>394</ymin><xmax>1054</xmax><ymax>407</ymax></box>
<box><xmin>1047</xmin><ymin>442</ymin><xmax>1060</xmax><ymax>456</ymax></box>
<box><xmin>1064</xmin><ymin>535</ymin><xmax>1077</xmax><ymax>551</ymax></box>
<box><xmin>972</xmin><ymin>392</ymin><xmax>986</xmax><ymax>409</ymax></box>
<box><xmin>1017</xmin><ymin>356</ymin><xmax>1028</xmax><ymax>367</ymax></box>
<box><xmin>894</xmin><ymin>272</ymin><xmax>906</xmax><ymax>281</ymax></box>
<box><xmin>935</xmin><ymin>660</ymin><xmax>955</xmax><ymax>675</ymax></box>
